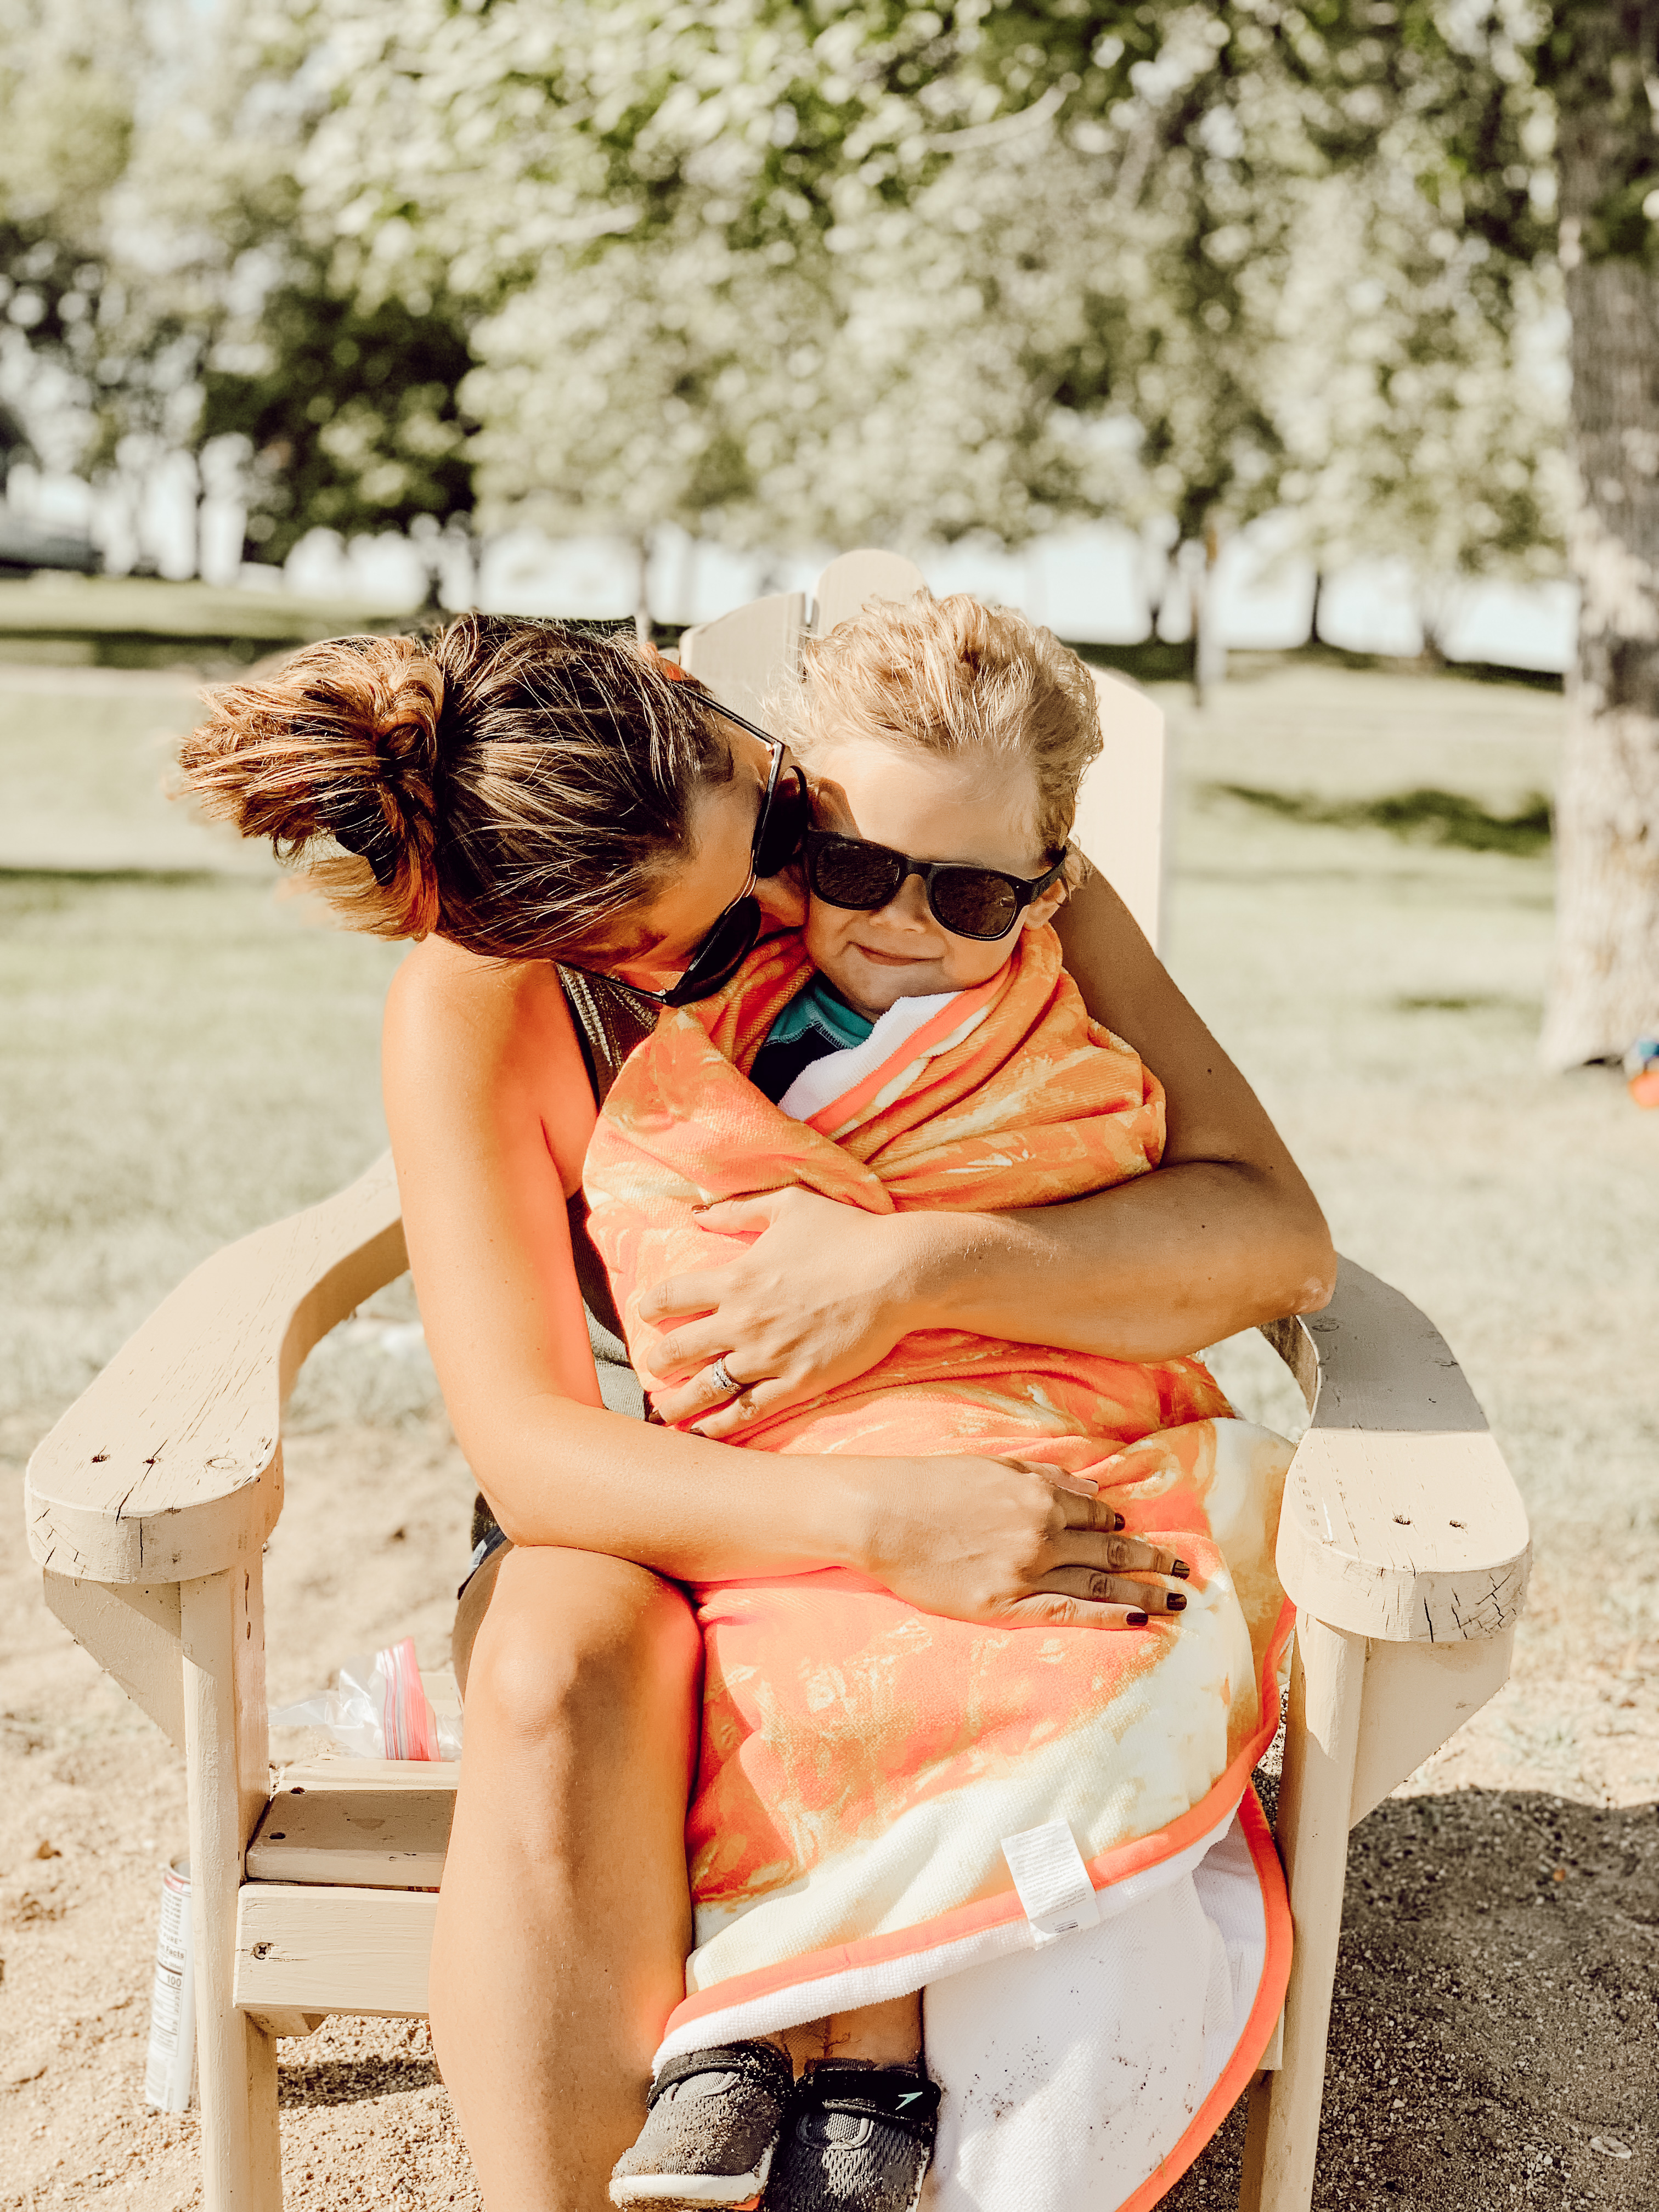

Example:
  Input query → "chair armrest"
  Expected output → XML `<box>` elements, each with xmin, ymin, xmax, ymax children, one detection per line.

<box><xmin>1262</xmin><ymin>1256</ymin><xmax>1530</xmax><ymax>1644</ymax></box>
<box><xmin>25</xmin><ymin>1153</ymin><xmax>406</xmax><ymax>1587</ymax></box>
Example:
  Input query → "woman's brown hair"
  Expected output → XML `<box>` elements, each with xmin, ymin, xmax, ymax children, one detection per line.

<box><xmin>177</xmin><ymin>615</ymin><xmax>735</xmax><ymax>960</ymax></box>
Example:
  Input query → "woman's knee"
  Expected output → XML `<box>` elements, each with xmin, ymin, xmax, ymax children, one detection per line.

<box><xmin>464</xmin><ymin>1547</ymin><xmax>700</xmax><ymax>1756</ymax></box>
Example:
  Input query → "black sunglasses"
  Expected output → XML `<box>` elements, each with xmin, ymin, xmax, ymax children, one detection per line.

<box><xmin>631</xmin><ymin>706</ymin><xmax>811</xmax><ymax>1009</ymax></box>
<box><xmin>805</xmin><ymin>828</ymin><xmax>1070</xmax><ymax>943</ymax></box>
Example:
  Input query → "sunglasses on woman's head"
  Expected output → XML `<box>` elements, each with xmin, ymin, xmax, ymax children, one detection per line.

<box><xmin>635</xmin><ymin>706</ymin><xmax>811</xmax><ymax>1008</ymax></box>
<box><xmin>804</xmin><ymin>828</ymin><xmax>1070</xmax><ymax>943</ymax></box>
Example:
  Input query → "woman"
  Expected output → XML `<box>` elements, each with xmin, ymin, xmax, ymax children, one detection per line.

<box><xmin>180</xmin><ymin>611</ymin><xmax>1334</xmax><ymax>2211</ymax></box>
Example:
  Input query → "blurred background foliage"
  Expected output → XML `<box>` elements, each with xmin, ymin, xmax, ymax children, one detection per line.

<box><xmin>4</xmin><ymin>1</ymin><xmax>1656</xmax><ymax>1060</ymax></box>
<box><xmin>0</xmin><ymin>0</ymin><xmax>1575</xmax><ymax>587</ymax></box>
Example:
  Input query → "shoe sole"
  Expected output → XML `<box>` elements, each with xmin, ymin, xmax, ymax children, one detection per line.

<box><xmin>608</xmin><ymin>2147</ymin><xmax>773</xmax><ymax>2210</ymax></box>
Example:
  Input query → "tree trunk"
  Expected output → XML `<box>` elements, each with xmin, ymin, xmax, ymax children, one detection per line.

<box><xmin>1195</xmin><ymin>518</ymin><xmax>1227</xmax><ymax>697</ymax></box>
<box><xmin>1183</xmin><ymin>525</ymin><xmax>1226</xmax><ymax>704</ymax></box>
<box><xmin>635</xmin><ymin>535</ymin><xmax>653</xmax><ymax>644</ymax></box>
<box><xmin>1541</xmin><ymin>1</ymin><xmax>1659</xmax><ymax>1068</ymax></box>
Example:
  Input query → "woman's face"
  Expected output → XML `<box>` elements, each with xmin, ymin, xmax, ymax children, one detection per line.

<box><xmin>598</xmin><ymin>726</ymin><xmax>808</xmax><ymax>995</ymax></box>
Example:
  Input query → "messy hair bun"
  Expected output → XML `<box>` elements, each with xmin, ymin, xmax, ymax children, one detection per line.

<box><xmin>183</xmin><ymin>636</ymin><xmax>448</xmax><ymax>937</ymax></box>
<box><xmin>178</xmin><ymin>617</ymin><xmax>735</xmax><ymax>960</ymax></box>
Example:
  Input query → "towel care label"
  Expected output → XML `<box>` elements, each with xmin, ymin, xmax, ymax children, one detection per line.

<box><xmin>1001</xmin><ymin>1822</ymin><xmax>1103</xmax><ymax>1942</ymax></box>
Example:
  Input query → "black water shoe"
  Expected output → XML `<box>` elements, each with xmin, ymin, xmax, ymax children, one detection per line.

<box><xmin>610</xmin><ymin>2040</ymin><xmax>795</xmax><ymax>2210</ymax></box>
<box><xmin>764</xmin><ymin>2061</ymin><xmax>940</xmax><ymax>2212</ymax></box>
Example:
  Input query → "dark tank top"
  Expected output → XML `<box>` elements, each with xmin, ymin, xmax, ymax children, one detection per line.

<box><xmin>467</xmin><ymin>966</ymin><xmax>658</xmax><ymax>1553</ymax></box>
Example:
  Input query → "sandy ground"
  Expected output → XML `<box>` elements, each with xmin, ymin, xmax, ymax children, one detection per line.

<box><xmin>2</xmin><ymin>654</ymin><xmax>1656</xmax><ymax>2209</ymax></box>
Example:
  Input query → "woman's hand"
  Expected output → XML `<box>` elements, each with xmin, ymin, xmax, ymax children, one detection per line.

<box><xmin>640</xmin><ymin>1188</ymin><xmax>931</xmax><ymax>1435</ymax></box>
<box><xmin>856</xmin><ymin>1455</ymin><xmax>1191</xmax><ymax>1630</ymax></box>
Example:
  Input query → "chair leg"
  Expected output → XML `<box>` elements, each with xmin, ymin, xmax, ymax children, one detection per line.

<box><xmin>180</xmin><ymin>1563</ymin><xmax>283</xmax><ymax>2212</ymax></box>
<box><xmin>1239</xmin><ymin>1615</ymin><xmax>1364</xmax><ymax>2212</ymax></box>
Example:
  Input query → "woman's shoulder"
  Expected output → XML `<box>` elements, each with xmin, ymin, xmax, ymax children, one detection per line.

<box><xmin>384</xmin><ymin>939</ymin><xmax>592</xmax><ymax>1143</ymax></box>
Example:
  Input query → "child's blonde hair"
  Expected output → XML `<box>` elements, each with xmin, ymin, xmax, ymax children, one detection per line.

<box><xmin>781</xmin><ymin>590</ymin><xmax>1101</xmax><ymax>877</ymax></box>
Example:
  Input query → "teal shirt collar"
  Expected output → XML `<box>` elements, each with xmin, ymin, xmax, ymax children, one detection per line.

<box><xmin>768</xmin><ymin>971</ymin><xmax>874</xmax><ymax>1054</ymax></box>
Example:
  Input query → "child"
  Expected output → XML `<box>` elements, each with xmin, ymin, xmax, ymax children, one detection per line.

<box><xmin>590</xmin><ymin>595</ymin><xmax>1291</xmax><ymax>2212</ymax></box>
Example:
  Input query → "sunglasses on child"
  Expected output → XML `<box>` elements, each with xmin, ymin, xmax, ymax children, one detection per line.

<box><xmin>804</xmin><ymin>829</ymin><xmax>1070</xmax><ymax>943</ymax></box>
<box><xmin>631</xmin><ymin>706</ymin><xmax>811</xmax><ymax>1008</ymax></box>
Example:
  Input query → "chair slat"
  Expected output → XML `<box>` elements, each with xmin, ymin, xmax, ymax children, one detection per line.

<box><xmin>1075</xmin><ymin>670</ymin><xmax>1167</xmax><ymax>950</ymax></box>
<box><xmin>678</xmin><ymin>591</ymin><xmax>806</xmax><ymax>723</ymax></box>
<box><xmin>234</xmin><ymin>1886</ymin><xmax>437</xmax><ymax>2019</ymax></box>
<box><xmin>810</xmin><ymin>550</ymin><xmax>927</xmax><ymax>636</ymax></box>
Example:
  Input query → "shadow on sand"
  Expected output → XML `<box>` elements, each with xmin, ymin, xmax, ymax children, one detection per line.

<box><xmin>1170</xmin><ymin>1788</ymin><xmax>1657</xmax><ymax>2209</ymax></box>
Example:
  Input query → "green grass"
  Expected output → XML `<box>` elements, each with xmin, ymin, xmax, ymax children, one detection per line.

<box><xmin>0</xmin><ymin>870</ymin><xmax>405</xmax><ymax>1460</ymax></box>
<box><xmin>0</xmin><ymin>574</ymin><xmax>391</xmax><ymax>640</ymax></box>
<box><xmin>0</xmin><ymin>668</ymin><xmax>274</xmax><ymax>876</ymax></box>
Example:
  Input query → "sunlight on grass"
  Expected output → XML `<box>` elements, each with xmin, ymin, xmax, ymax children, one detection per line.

<box><xmin>0</xmin><ymin>868</ymin><xmax>405</xmax><ymax>1459</ymax></box>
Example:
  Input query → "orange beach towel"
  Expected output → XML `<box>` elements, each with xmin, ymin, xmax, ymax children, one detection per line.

<box><xmin>582</xmin><ymin>927</ymin><xmax>1294</xmax><ymax>2034</ymax></box>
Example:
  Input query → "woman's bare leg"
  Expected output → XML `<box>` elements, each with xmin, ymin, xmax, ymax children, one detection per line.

<box><xmin>431</xmin><ymin>1545</ymin><xmax>702</xmax><ymax>2211</ymax></box>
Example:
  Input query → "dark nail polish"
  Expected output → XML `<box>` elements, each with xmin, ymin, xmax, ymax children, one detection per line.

<box><xmin>1165</xmin><ymin>1590</ymin><xmax>1187</xmax><ymax>1612</ymax></box>
<box><xmin>1172</xmin><ymin>1559</ymin><xmax>1191</xmax><ymax>1579</ymax></box>
<box><xmin>1127</xmin><ymin>1610</ymin><xmax>1149</xmax><ymax>1627</ymax></box>
<box><xmin>1112</xmin><ymin>1513</ymin><xmax>1126</xmax><ymax>1532</ymax></box>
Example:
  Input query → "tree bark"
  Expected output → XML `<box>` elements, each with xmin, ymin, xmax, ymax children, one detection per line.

<box><xmin>1542</xmin><ymin>1</ymin><xmax>1659</xmax><ymax>1066</ymax></box>
<box><xmin>635</xmin><ymin>534</ymin><xmax>653</xmax><ymax>644</ymax></box>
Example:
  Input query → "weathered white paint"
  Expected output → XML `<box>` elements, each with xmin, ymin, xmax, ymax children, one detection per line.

<box><xmin>182</xmin><ymin>1564</ymin><xmax>282</xmax><ymax>2212</ymax></box>
<box><xmin>235</xmin><ymin>1887</ymin><xmax>440</xmax><ymax>2020</ymax></box>
<box><xmin>1239</xmin><ymin>1619</ymin><xmax>1365</xmax><ymax>2212</ymax></box>
<box><xmin>678</xmin><ymin>589</ymin><xmax>808</xmax><ymax>725</ymax></box>
<box><xmin>1075</xmin><ymin>669</ymin><xmax>1168</xmax><ymax>950</ymax></box>
<box><xmin>42</xmin><ymin>1575</ymin><xmax>185</xmax><ymax>1751</ymax></box>
<box><xmin>247</xmin><ymin>1782</ymin><xmax>454</xmax><ymax>1890</ymax></box>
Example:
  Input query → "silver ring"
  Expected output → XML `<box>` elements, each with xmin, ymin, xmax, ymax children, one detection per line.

<box><xmin>709</xmin><ymin>1356</ymin><xmax>742</xmax><ymax>1400</ymax></box>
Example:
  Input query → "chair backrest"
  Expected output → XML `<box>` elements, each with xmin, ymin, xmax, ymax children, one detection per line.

<box><xmin>678</xmin><ymin>550</ymin><xmax>1167</xmax><ymax>950</ymax></box>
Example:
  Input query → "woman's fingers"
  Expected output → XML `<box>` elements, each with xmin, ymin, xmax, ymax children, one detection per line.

<box><xmin>1002</xmin><ymin>1458</ymin><xmax>1101</xmax><ymax>1507</ymax></box>
<box><xmin>1054</xmin><ymin>1528</ymin><xmax>1189</xmax><ymax>1578</ymax></box>
<box><xmin>646</xmin><ymin>1320</ymin><xmax>753</xmax><ymax>1387</ymax></box>
<box><xmin>1043</xmin><ymin>1491</ymin><xmax>1189</xmax><ymax>1577</ymax></box>
<box><xmin>636</xmin><ymin>1194</ymin><xmax>791</xmax><ymax>1325</ymax></box>
<box><xmin>654</xmin><ymin>1357</ymin><xmax>761</xmax><ymax>1427</ymax></box>
<box><xmin>690</xmin><ymin>1378</ymin><xmax>794</xmax><ymax>1440</ymax></box>
<box><xmin>636</xmin><ymin>1271</ymin><xmax>725</xmax><ymax>1328</ymax></box>
<box><xmin>997</xmin><ymin>1593</ymin><xmax>1153</xmax><ymax>1630</ymax></box>
<box><xmin>1037</xmin><ymin>1564</ymin><xmax>1188</xmax><ymax>1615</ymax></box>
<box><xmin>692</xmin><ymin>1194</ymin><xmax>787</xmax><ymax>1238</ymax></box>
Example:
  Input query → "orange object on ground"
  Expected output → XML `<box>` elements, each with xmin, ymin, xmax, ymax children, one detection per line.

<box><xmin>583</xmin><ymin>928</ymin><xmax>1294</xmax><ymax>2049</ymax></box>
<box><xmin>1625</xmin><ymin>1038</ymin><xmax>1659</xmax><ymax>1106</ymax></box>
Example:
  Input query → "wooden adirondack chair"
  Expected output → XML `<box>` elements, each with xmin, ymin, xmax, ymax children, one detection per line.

<box><xmin>24</xmin><ymin>550</ymin><xmax>1531</xmax><ymax>2212</ymax></box>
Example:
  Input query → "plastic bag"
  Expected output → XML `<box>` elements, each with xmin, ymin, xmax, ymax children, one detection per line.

<box><xmin>270</xmin><ymin>1637</ymin><xmax>462</xmax><ymax>1760</ymax></box>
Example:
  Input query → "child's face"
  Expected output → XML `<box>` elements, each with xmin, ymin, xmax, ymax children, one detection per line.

<box><xmin>804</xmin><ymin>737</ymin><xmax>1068</xmax><ymax>1019</ymax></box>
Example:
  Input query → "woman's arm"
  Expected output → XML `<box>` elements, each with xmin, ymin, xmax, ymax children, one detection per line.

<box><xmin>382</xmin><ymin>937</ymin><xmax>1183</xmax><ymax>1623</ymax></box>
<box><xmin>645</xmin><ymin>867</ymin><xmax>1335</xmax><ymax>1435</ymax></box>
